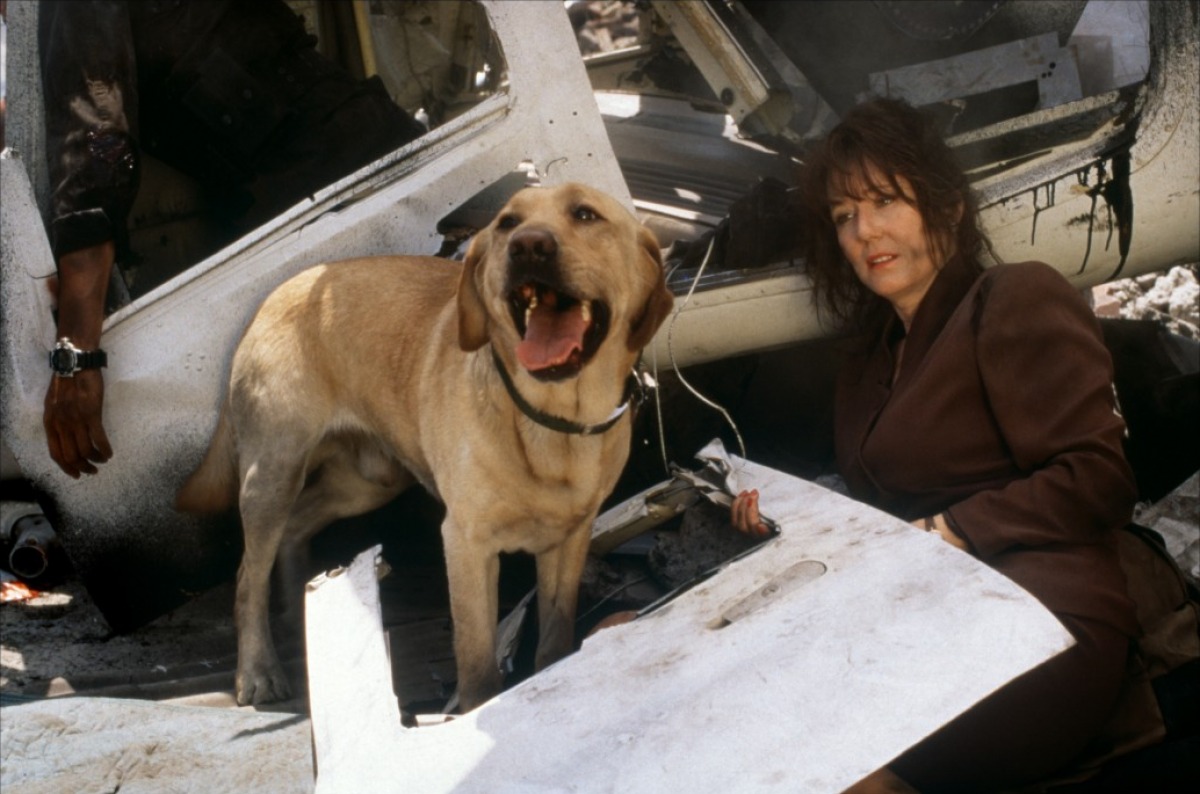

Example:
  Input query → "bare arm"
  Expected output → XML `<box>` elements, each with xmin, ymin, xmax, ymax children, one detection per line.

<box><xmin>43</xmin><ymin>242</ymin><xmax>115</xmax><ymax>477</ymax></box>
<box><xmin>38</xmin><ymin>1</ymin><xmax>139</xmax><ymax>476</ymax></box>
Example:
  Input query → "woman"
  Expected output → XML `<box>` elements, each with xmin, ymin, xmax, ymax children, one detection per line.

<box><xmin>732</xmin><ymin>98</ymin><xmax>1139</xmax><ymax>793</ymax></box>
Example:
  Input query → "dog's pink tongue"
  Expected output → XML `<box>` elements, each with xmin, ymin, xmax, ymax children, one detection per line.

<box><xmin>517</xmin><ymin>303</ymin><xmax>588</xmax><ymax>372</ymax></box>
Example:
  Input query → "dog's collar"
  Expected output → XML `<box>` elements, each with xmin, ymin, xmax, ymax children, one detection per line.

<box><xmin>491</xmin><ymin>348</ymin><xmax>642</xmax><ymax>436</ymax></box>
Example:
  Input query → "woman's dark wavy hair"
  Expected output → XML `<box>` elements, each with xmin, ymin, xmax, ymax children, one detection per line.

<box><xmin>799</xmin><ymin>97</ymin><xmax>989</xmax><ymax>333</ymax></box>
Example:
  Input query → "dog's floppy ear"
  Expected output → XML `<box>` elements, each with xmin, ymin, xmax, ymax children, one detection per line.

<box><xmin>457</xmin><ymin>231</ymin><xmax>491</xmax><ymax>351</ymax></box>
<box><xmin>628</xmin><ymin>225</ymin><xmax>674</xmax><ymax>352</ymax></box>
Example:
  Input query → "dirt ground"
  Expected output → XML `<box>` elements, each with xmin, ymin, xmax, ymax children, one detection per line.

<box><xmin>1</xmin><ymin>576</ymin><xmax>240</xmax><ymax>702</ymax></box>
<box><xmin>0</xmin><ymin>503</ymin><xmax>473</xmax><ymax>712</ymax></box>
<box><xmin>0</xmin><ymin>547</ymin><xmax>470</xmax><ymax>714</ymax></box>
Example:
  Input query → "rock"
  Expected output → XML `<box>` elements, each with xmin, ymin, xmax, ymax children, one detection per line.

<box><xmin>1110</xmin><ymin>265</ymin><xmax>1200</xmax><ymax>339</ymax></box>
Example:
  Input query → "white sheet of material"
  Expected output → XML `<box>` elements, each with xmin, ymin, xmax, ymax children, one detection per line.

<box><xmin>306</xmin><ymin>553</ymin><xmax>403</xmax><ymax>778</ymax></box>
<box><xmin>307</xmin><ymin>457</ymin><xmax>1074</xmax><ymax>793</ymax></box>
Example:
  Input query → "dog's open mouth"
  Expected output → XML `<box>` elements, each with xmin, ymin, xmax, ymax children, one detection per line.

<box><xmin>509</xmin><ymin>282</ymin><xmax>610</xmax><ymax>380</ymax></box>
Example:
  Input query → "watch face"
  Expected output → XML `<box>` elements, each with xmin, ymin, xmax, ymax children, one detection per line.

<box><xmin>50</xmin><ymin>346</ymin><xmax>78</xmax><ymax>375</ymax></box>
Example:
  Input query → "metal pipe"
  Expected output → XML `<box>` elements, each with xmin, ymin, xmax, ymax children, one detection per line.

<box><xmin>1</xmin><ymin>503</ymin><xmax>58</xmax><ymax>580</ymax></box>
<box><xmin>9</xmin><ymin>513</ymin><xmax>57</xmax><ymax>579</ymax></box>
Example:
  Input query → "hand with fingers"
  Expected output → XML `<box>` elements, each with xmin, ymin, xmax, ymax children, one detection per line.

<box><xmin>731</xmin><ymin>488</ymin><xmax>773</xmax><ymax>537</ymax></box>
<box><xmin>43</xmin><ymin>242</ymin><xmax>116</xmax><ymax>478</ymax></box>
<box><xmin>44</xmin><ymin>368</ymin><xmax>113</xmax><ymax>478</ymax></box>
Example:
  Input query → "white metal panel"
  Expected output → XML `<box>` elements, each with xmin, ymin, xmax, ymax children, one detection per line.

<box><xmin>308</xmin><ymin>459</ymin><xmax>1073</xmax><ymax>794</ymax></box>
<box><xmin>869</xmin><ymin>33</ymin><xmax>1082</xmax><ymax>110</ymax></box>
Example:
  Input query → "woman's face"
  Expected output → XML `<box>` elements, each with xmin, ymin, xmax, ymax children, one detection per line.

<box><xmin>829</xmin><ymin>165</ymin><xmax>943</xmax><ymax>327</ymax></box>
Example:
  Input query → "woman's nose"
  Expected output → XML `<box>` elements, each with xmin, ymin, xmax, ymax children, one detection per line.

<box><xmin>855</xmin><ymin>206</ymin><xmax>880</xmax><ymax>240</ymax></box>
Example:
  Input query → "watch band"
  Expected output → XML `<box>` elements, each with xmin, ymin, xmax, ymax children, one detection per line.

<box><xmin>50</xmin><ymin>338</ymin><xmax>108</xmax><ymax>377</ymax></box>
<box><xmin>75</xmin><ymin>349</ymin><xmax>108</xmax><ymax>370</ymax></box>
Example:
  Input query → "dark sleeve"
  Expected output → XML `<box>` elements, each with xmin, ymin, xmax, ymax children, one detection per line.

<box><xmin>39</xmin><ymin>0</ymin><xmax>140</xmax><ymax>259</ymax></box>
<box><xmin>945</xmin><ymin>263</ymin><xmax>1136</xmax><ymax>558</ymax></box>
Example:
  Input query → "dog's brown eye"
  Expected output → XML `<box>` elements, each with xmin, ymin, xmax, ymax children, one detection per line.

<box><xmin>497</xmin><ymin>214</ymin><xmax>519</xmax><ymax>230</ymax></box>
<box><xmin>573</xmin><ymin>205</ymin><xmax>599</xmax><ymax>222</ymax></box>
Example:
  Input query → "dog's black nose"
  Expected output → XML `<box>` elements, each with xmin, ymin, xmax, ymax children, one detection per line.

<box><xmin>509</xmin><ymin>228</ymin><xmax>558</xmax><ymax>266</ymax></box>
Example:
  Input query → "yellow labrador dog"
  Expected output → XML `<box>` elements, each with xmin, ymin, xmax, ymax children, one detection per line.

<box><xmin>176</xmin><ymin>182</ymin><xmax>673</xmax><ymax>710</ymax></box>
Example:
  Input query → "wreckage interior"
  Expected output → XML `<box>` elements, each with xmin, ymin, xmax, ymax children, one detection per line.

<box><xmin>116</xmin><ymin>1</ymin><xmax>1156</xmax><ymax>299</ymax></box>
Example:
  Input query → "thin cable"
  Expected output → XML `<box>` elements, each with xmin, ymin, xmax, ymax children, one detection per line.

<box><xmin>651</xmin><ymin>337</ymin><xmax>670</xmax><ymax>474</ymax></box>
<box><xmin>575</xmin><ymin>575</ymin><xmax>651</xmax><ymax>623</ymax></box>
<box><xmin>651</xmin><ymin>235</ymin><xmax>748</xmax><ymax>475</ymax></box>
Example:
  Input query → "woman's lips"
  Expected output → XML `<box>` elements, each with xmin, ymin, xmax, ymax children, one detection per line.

<box><xmin>867</xmin><ymin>253</ymin><xmax>897</xmax><ymax>268</ymax></box>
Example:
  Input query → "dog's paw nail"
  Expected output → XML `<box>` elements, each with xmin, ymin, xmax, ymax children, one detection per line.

<box><xmin>236</xmin><ymin>668</ymin><xmax>291</xmax><ymax>706</ymax></box>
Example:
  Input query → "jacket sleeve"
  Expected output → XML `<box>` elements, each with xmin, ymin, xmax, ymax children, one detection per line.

<box><xmin>39</xmin><ymin>0</ymin><xmax>140</xmax><ymax>259</ymax></box>
<box><xmin>944</xmin><ymin>263</ymin><xmax>1136</xmax><ymax>558</ymax></box>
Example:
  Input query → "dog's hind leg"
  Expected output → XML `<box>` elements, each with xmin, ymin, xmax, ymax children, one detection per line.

<box><xmin>236</xmin><ymin>436</ymin><xmax>412</xmax><ymax>706</ymax></box>
<box><xmin>533</xmin><ymin>523</ymin><xmax>593</xmax><ymax>672</ymax></box>
<box><xmin>274</xmin><ymin>443</ymin><xmax>413</xmax><ymax>639</ymax></box>
<box><xmin>231</xmin><ymin>429</ymin><xmax>357</xmax><ymax>710</ymax></box>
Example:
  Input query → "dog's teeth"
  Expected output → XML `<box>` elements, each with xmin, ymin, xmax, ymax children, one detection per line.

<box><xmin>524</xmin><ymin>293</ymin><xmax>537</xmax><ymax>328</ymax></box>
<box><xmin>581</xmin><ymin>300</ymin><xmax>591</xmax><ymax>323</ymax></box>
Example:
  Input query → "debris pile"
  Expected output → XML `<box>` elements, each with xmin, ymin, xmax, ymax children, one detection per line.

<box><xmin>1134</xmin><ymin>472</ymin><xmax>1200</xmax><ymax>580</ymax></box>
<box><xmin>1099</xmin><ymin>264</ymin><xmax>1200</xmax><ymax>339</ymax></box>
<box><xmin>570</xmin><ymin>0</ymin><xmax>643</xmax><ymax>55</ymax></box>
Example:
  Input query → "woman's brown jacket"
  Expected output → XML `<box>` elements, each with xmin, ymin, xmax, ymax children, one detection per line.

<box><xmin>835</xmin><ymin>258</ymin><xmax>1139</xmax><ymax>636</ymax></box>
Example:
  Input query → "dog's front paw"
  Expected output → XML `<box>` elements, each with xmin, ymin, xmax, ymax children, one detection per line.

<box><xmin>236</xmin><ymin>663</ymin><xmax>292</xmax><ymax>705</ymax></box>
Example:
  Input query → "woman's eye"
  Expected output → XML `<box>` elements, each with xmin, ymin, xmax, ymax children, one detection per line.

<box><xmin>876</xmin><ymin>196</ymin><xmax>894</xmax><ymax>207</ymax></box>
<box><xmin>833</xmin><ymin>211</ymin><xmax>853</xmax><ymax>226</ymax></box>
<box><xmin>573</xmin><ymin>205</ymin><xmax>599</xmax><ymax>222</ymax></box>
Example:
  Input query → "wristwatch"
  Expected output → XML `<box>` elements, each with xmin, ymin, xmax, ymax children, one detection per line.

<box><xmin>49</xmin><ymin>337</ymin><xmax>107</xmax><ymax>378</ymax></box>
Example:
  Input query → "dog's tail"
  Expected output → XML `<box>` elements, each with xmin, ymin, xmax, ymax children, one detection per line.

<box><xmin>175</xmin><ymin>405</ymin><xmax>239</xmax><ymax>514</ymax></box>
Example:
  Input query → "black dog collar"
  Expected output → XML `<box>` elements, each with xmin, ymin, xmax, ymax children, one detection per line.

<box><xmin>491</xmin><ymin>348</ymin><xmax>641</xmax><ymax>436</ymax></box>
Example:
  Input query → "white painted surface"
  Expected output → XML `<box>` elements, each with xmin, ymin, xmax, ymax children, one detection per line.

<box><xmin>1070</xmin><ymin>1</ymin><xmax>1151</xmax><ymax>91</ymax></box>
<box><xmin>308</xmin><ymin>459</ymin><xmax>1073</xmax><ymax>794</ymax></box>
<box><xmin>306</xmin><ymin>551</ymin><xmax>403</xmax><ymax>781</ymax></box>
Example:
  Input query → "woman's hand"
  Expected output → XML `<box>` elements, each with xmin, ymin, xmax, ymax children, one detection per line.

<box><xmin>731</xmin><ymin>489</ymin><xmax>772</xmax><ymax>537</ymax></box>
<box><xmin>844</xmin><ymin>767</ymin><xmax>919</xmax><ymax>793</ymax></box>
<box><xmin>913</xmin><ymin>513</ymin><xmax>969</xmax><ymax>551</ymax></box>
